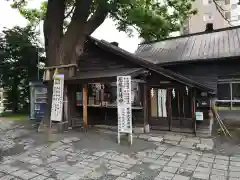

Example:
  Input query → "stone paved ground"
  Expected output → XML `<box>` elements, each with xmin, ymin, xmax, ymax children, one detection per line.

<box><xmin>96</xmin><ymin>128</ymin><xmax>215</xmax><ymax>151</ymax></box>
<box><xmin>1</xmin><ymin>120</ymin><xmax>240</xmax><ymax>180</ymax></box>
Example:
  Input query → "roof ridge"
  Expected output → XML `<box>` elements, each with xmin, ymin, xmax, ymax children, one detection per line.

<box><xmin>140</xmin><ymin>25</ymin><xmax>240</xmax><ymax>45</ymax></box>
<box><xmin>90</xmin><ymin>37</ymin><xmax>214</xmax><ymax>93</ymax></box>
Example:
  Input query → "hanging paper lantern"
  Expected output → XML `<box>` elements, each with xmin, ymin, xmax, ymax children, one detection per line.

<box><xmin>186</xmin><ymin>86</ymin><xmax>188</xmax><ymax>95</ymax></box>
<box><xmin>101</xmin><ymin>84</ymin><xmax>105</xmax><ymax>89</ymax></box>
<box><xmin>96</xmin><ymin>83</ymin><xmax>101</xmax><ymax>89</ymax></box>
<box><xmin>172</xmin><ymin>88</ymin><xmax>175</xmax><ymax>98</ymax></box>
<box><xmin>151</xmin><ymin>88</ymin><xmax>154</xmax><ymax>97</ymax></box>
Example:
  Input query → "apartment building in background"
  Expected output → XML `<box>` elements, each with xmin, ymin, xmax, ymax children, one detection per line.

<box><xmin>230</xmin><ymin>0</ymin><xmax>240</xmax><ymax>26</ymax></box>
<box><xmin>182</xmin><ymin>0</ymin><xmax>240</xmax><ymax>34</ymax></box>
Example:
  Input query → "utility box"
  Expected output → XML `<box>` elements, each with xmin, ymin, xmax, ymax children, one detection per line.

<box><xmin>29</xmin><ymin>81</ymin><xmax>47</xmax><ymax>121</ymax></box>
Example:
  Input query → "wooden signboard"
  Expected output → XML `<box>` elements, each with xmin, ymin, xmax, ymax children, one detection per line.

<box><xmin>117</xmin><ymin>76</ymin><xmax>132</xmax><ymax>145</ymax></box>
<box><xmin>50</xmin><ymin>74</ymin><xmax>64</xmax><ymax>122</ymax></box>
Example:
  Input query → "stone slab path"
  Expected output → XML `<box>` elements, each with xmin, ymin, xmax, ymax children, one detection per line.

<box><xmin>1</xmin><ymin>120</ymin><xmax>240</xmax><ymax>180</ymax></box>
<box><xmin>97</xmin><ymin>128</ymin><xmax>215</xmax><ymax>151</ymax></box>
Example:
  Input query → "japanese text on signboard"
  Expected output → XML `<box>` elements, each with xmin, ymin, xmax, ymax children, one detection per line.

<box><xmin>50</xmin><ymin>74</ymin><xmax>64</xmax><ymax>122</ymax></box>
<box><xmin>117</xmin><ymin>76</ymin><xmax>132</xmax><ymax>133</ymax></box>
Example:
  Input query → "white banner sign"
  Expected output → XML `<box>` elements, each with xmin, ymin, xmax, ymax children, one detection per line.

<box><xmin>50</xmin><ymin>74</ymin><xmax>64</xmax><ymax>122</ymax></box>
<box><xmin>195</xmin><ymin>112</ymin><xmax>204</xmax><ymax>121</ymax></box>
<box><xmin>117</xmin><ymin>76</ymin><xmax>132</xmax><ymax>134</ymax></box>
<box><xmin>158</xmin><ymin>89</ymin><xmax>167</xmax><ymax>118</ymax></box>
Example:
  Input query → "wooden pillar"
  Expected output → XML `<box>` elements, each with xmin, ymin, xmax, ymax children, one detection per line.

<box><xmin>147</xmin><ymin>86</ymin><xmax>152</xmax><ymax>131</ymax></box>
<box><xmin>63</xmin><ymin>84</ymin><xmax>69</xmax><ymax>130</ymax></box>
<box><xmin>67</xmin><ymin>84</ymin><xmax>74</xmax><ymax>128</ymax></box>
<box><xmin>230</xmin><ymin>82</ymin><xmax>233</xmax><ymax>110</ymax></box>
<box><xmin>191</xmin><ymin>88</ymin><xmax>196</xmax><ymax>136</ymax></box>
<box><xmin>178</xmin><ymin>91</ymin><xmax>182</xmax><ymax>125</ymax></box>
<box><xmin>83</xmin><ymin>84</ymin><xmax>88</xmax><ymax>129</ymax></box>
<box><xmin>167</xmin><ymin>88</ymin><xmax>172</xmax><ymax>131</ymax></box>
<box><xmin>182</xmin><ymin>91</ymin><xmax>185</xmax><ymax>119</ymax></box>
<box><xmin>143</xmin><ymin>83</ymin><xmax>149</xmax><ymax>133</ymax></box>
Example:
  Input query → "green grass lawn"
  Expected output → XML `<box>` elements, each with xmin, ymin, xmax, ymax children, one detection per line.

<box><xmin>0</xmin><ymin>112</ymin><xmax>28</xmax><ymax>120</ymax></box>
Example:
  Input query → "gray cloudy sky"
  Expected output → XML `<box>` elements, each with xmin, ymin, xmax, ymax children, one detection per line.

<box><xmin>0</xmin><ymin>0</ymin><xmax>142</xmax><ymax>53</ymax></box>
<box><xmin>0</xmin><ymin>1</ymin><xmax>181</xmax><ymax>53</ymax></box>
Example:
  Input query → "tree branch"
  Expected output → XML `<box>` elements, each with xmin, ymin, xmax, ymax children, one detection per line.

<box><xmin>64</xmin><ymin>2</ymin><xmax>76</xmax><ymax>19</ymax></box>
<box><xmin>64</xmin><ymin>0</ymin><xmax>93</xmax><ymax>37</ymax></box>
<box><xmin>110</xmin><ymin>12</ymin><xmax>140</xmax><ymax>33</ymax></box>
<box><xmin>59</xmin><ymin>0</ymin><xmax>94</xmax><ymax>64</ymax></box>
<box><xmin>85</xmin><ymin>5</ymin><xmax>109</xmax><ymax>35</ymax></box>
<box><xmin>212</xmin><ymin>0</ymin><xmax>233</xmax><ymax>26</ymax></box>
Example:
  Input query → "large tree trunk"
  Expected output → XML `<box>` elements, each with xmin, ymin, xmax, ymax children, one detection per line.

<box><xmin>12</xmin><ymin>101</ymin><xmax>18</xmax><ymax>113</ymax></box>
<box><xmin>40</xmin><ymin>0</ymin><xmax>65</xmax><ymax>128</ymax></box>
<box><xmin>39</xmin><ymin>0</ymin><xmax>108</xmax><ymax>130</ymax></box>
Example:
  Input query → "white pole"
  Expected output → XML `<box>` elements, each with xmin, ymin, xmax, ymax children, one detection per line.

<box><xmin>37</xmin><ymin>19</ymin><xmax>41</xmax><ymax>80</ymax></box>
<box><xmin>37</xmin><ymin>47</ymin><xmax>39</xmax><ymax>80</ymax></box>
<box><xmin>230</xmin><ymin>83</ymin><xmax>232</xmax><ymax>110</ymax></box>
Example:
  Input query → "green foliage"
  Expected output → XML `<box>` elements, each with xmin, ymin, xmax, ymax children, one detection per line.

<box><xmin>0</xmin><ymin>26</ymin><xmax>44</xmax><ymax>112</ymax></box>
<box><xmin>9</xmin><ymin>0</ymin><xmax>47</xmax><ymax>24</ymax></box>
<box><xmin>8</xmin><ymin>0</ymin><xmax>197</xmax><ymax>41</ymax></box>
<box><xmin>110</xmin><ymin>0</ymin><xmax>197</xmax><ymax>40</ymax></box>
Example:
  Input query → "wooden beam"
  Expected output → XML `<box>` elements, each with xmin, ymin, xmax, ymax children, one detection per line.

<box><xmin>177</xmin><ymin>91</ymin><xmax>180</xmax><ymax>115</ymax></box>
<box><xmin>147</xmin><ymin>87</ymin><xmax>152</xmax><ymax>128</ymax></box>
<box><xmin>83</xmin><ymin>84</ymin><xmax>88</xmax><ymax>130</ymax></box>
<box><xmin>191</xmin><ymin>89</ymin><xmax>196</xmax><ymax>136</ymax></box>
<box><xmin>147</xmin><ymin>83</ymin><xmax>193</xmax><ymax>91</ymax></box>
<box><xmin>182</xmin><ymin>91</ymin><xmax>185</xmax><ymax>119</ymax></box>
<box><xmin>63</xmin><ymin>84</ymin><xmax>69</xmax><ymax>131</ymax></box>
<box><xmin>167</xmin><ymin>89</ymin><xmax>172</xmax><ymax>131</ymax></box>
<box><xmin>44</xmin><ymin>64</ymin><xmax>77</xmax><ymax>70</ymax></box>
<box><xmin>67</xmin><ymin>84</ymin><xmax>74</xmax><ymax>128</ymax></box>
<box><xmin>143</xmin><ymin>83</ymin><xmax>149</xmax><ymax>133</ymax></box>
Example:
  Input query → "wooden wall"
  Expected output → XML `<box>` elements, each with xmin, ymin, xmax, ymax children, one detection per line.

<box><xmin>73</xmin><ymin>107</ymin><xmax>144</xmax><ymax>126</ymax></box>
<box><xmin>69</xmin><ymin>39</ymin><xmax>147</xmax><ymax>127</ymax></box>
<box><xmin>70</xmin><ymin>39</ymin><xmax>217</xmax><ymax>130</ymax></box>
<box><xmin>77</xmin><ymin>39</ymin><xmax>139</xmax><ymax>73</ymax></box>
<box><xmin>161</xmin><ymin>59</ymin><xmax>240</xmax><ymax>93</ymax></box>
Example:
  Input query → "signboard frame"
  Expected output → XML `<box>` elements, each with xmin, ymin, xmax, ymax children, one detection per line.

<box><xmin>50</xmin><ymin>74</ymin><xmax>64</xmax><ymax>122</ymax></box>
<box><xmin>195</xmin><ymin>111</ymin><xmax>204</xmax><ymax>121</ymax></box>
<box><xmin>117</xmin><ymin>76</ymin><xmax>133</xmax><ymax>145</ymax></box>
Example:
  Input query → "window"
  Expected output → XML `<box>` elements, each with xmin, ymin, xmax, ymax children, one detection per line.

<box><xmin>182</xmin><ymin>23</ymin><xmax>189</xmax><ymax>35</ymax></box>
<box><xmin>225</xmin><ymin>11</ymin><xmax>231</xmax><ymax>20</ymax></box>
<box><xmin>203</xmin><ymin>0</ymin><xmax>212</xmax><ymax>5</ymax></box>
<box><xmin>231</xmin><ymin>15</ymin><xmax>240</xmax><ymax>21</ymax></box>
<box><xmin>217</xmin><ymin>80</ymin><xmax>240</xmax><ymax>109</ymax></box>
<box><xmin>205</xmin><ymin>23</ymin><xmax>214</xmax><ymax>31</ymax></box>
<box><xmin>203</xmin><ymin>13</ymin><xmax>213</xmax><ymax>21</ymax></box>
<box><xmin>181</xmin><ymin>19</ymin><xmax>189</xmax><ymax>35</ymax></box>
<box><xmin>76</xmin><ymin>81</ymin><xmax>142</xmax><ymax>108</ymax></box>
<box><xmin>225</xmin><ymin>0</ymin><xmax>230</xmax><ymax>5</ymax></box>
<box><xmin>217</xmin><ymin>83</ymin><xmax>231</xmax><ymax>100</ymax></box>
<box><xmin>232</xmin><ymin>83</ymin><xmax>240</xmax><ymax>100</ymax></box>
<box><xmin>231</xmin><ymin>4</ymin><xmax>238</xmax><ymax>9</ymax></box>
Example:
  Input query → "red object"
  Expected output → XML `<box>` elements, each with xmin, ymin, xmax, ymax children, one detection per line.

<box><xmin>76</xmin><ymin>100</ymin><xmax>81</xmax><ymax>105</ymax></box>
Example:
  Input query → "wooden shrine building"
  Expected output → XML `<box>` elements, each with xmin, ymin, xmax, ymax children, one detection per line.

<box><xmin>136</xmin><ymin>25</ymin><xmax>240</xmax><ymax>124</ymax></box>
<box><xmin>51</xmin><ymin>36</ymin><xmax>215</xmax><ymax>135</ymax></box>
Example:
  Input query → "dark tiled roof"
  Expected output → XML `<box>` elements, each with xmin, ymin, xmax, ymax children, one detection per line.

<box><xmin>135</xmin><ymin>26</ymin><xmax>240</xmax><ymax>65</ymax></box>
<box><xmin>71</xmin><ymin>68</ymin><xmax>144</xmax><ymax>80</ymax></box>
<box><xmin>183</xmin><ymin>75</ymin><xmax>218</xmax><ymax>93</ymax></box>
<box><xmin>90</xmin><ymin>37</ymin><xmax>214</xmax><ymax>93</ymax></box>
